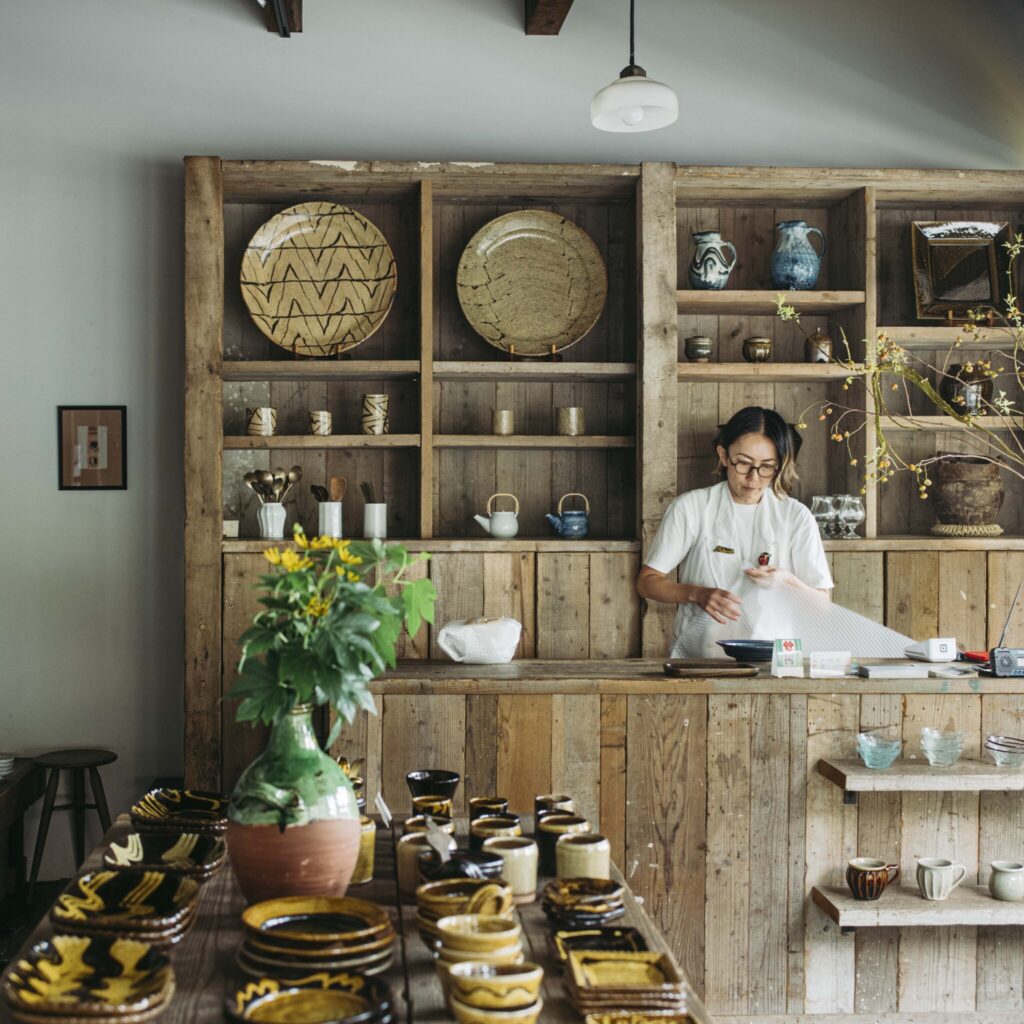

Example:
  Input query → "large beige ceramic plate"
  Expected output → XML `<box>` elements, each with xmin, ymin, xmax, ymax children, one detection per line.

<box><xmin>240</xmin><ymin>202</ymin><xmax>397</xmax><ymax>357</ymax></box>
<box><xmin>456</xmin><ymin>210</ymin><xmax>607</xmax><ymax>355</ymax></box>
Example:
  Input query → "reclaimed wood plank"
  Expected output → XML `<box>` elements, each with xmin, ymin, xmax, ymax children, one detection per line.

<box><xmin>627</xmin><ymin>694</ymin><xmax>707</xmax><ymax>998</ymax></box>
<box><xmin>483</xmin><ymin>552</ymin><xmax>536</xmax><ymax>659</ymax></box>
<box><xmin>987</xmin><ymin>552</ymin><xmax>1024</xmax><ymax>648</ymax></box>
<box><xmin>804</xmin><ymin>696</ymin><xmax>858</xmax><ymax>1014</ymax></box>
<box><xmin>496</xmin><ymin>696</ymin><xmax>553</xmax><ymax>816</ymax></box>
<box><xmin>786</xmin><ymin>695</ymin><xmax>808</xmax><ymax>1014</ymax></box>
<box><xmin>817</xmin><ymin>757</ymin><xmax>1024</xmax><ymax>792</ymax></box>
<box><xmin>705</xmin><ymin>695</ymin><xmax>751</xmax><ymax>1013</ymax></box>
<box><xmin>536</xmin><ymin>553</ymin><xmax>590</xmax><ymax>659</ymax></box>
<box><xmin>599</xmin><ymin>694</ymin><xmax>627</xmax><ymax>866</ymax></box>
<box><xmin>886</xmin><ymin>552</ymin><xmax>939</xmax><ymax>639</ymax></box>
<box><xmin>419</xmin><ymin>180</ymin><xmax>434</xmax><ymax>537</ymax></box>
<box><xmin>830</xmin><ymin>551</ymin><xmax>883</xmax><ymax>622</ymax></box>
<box><xmin>938</xmin><ymin>551</ymin><xmax>988</xmax><ymax>650</ymax></box>
<box><xmin>589</xmin><ymin>552</ymin><xmax>641</xmax><ymax>658</ymax></box>
<box><xmin>428</xmin><ymin>554</ymin><xmax>484</xmax><ymax>659</ymax></box>
<box><xmin>815</xmin><ymin>885</ymin><xmax>1024</xmax><ymax>927</ymax></box>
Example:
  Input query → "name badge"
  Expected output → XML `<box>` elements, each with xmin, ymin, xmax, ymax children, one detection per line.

<box><xmin>713</xmin><ymin>545</ymin><xmax>735</xmax><ymax>554</ymax></box>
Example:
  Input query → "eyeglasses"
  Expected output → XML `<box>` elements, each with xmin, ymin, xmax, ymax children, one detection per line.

<box><xmin>728</xmin><ymin>456</ymin><xmax>778</xmax><ymax>479</ymax></box>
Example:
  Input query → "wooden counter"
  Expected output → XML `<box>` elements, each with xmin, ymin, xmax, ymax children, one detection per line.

<box><xmin>281</xmin><ymin>659</ymin><xmax>1024</xmax><ymax>1023</ymax></box>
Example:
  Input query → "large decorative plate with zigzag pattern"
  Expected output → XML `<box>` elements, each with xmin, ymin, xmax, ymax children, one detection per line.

<box><xmin>240</xmin><ymin>202</ymin><xmax>397</xmax><ymax>356</ymax></box>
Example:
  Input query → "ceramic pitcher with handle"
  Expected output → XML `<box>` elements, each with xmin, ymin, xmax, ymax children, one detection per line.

<box><xmin>770</xmin><ymin>220</ymin><xmax>827</xmax><ymax>290</ymax></box>
<box><xmin>688</xmin><ymin>231</ymin><xmax>738</xmax><ymax>290</ymax></box>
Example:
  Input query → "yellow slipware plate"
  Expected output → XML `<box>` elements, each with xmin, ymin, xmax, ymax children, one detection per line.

<box><xmin>456</xmin><ymin>210</ymin><xmax>607</xmax><ymax>356</ymax></box>
<box><xmin>568</xmin><ymin>950</ymin><xmax>684</xmax><ymax>991</ymax></box>
<box><xmin>102</xmin><ymin>830</ymin><xmax>226</xmax><ymax>880</ymax></box>
<box><xmin>52</xmin><ymin>870</ymin><xmax>199</xmax><ymax>930</ymax></box>
<box><xmin>3</xmin><ymin>934</ymin><xmax>172</xmax><ymax>1015</ymax></box>
<box><xmin>242</xmin><ymin>895</ymin><xmax>392</xmax><ymax>948</ymax></box>
<box><xmin>240</xmin><ymin>202</ymin><xmax>397</xmax><ymax>357</ymax></box>
<box><xmin>130</xmin><ymin>788</ymin><xmax>228</xmax><ymax>834</ymax></box>
<box><xmin>226</xmin><ymin>971</ymin><xmax>391</xmax><ymax>1023</ymax></box>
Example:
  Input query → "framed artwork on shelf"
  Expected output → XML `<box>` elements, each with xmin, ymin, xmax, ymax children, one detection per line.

<box><xmin>57</xmin><ymin>406</ymin><xmax>127</xmax><ymax>490</ymax></box>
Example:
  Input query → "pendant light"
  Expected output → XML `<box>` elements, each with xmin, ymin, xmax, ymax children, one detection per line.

<box><xmin>590</xmin><ymin>0</ymin><xmax>678</xmax><ymax>133</ymax></box>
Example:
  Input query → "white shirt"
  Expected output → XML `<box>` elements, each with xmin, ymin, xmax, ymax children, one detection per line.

<box><xmin>644</xmin><ymin>481</ymin><xmax>833</xmax><ymax>657</ymax></box>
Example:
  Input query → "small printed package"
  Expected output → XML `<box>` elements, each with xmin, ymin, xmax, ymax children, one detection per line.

<box><xmin>808</xmin><ymin>651</ymin><xmax>854</xmax><ymax>678</ymax></box>
<box><xmin>771</xmin><ymin>638</ymin><xmax>804</xmax><ymax>678</ymax></box>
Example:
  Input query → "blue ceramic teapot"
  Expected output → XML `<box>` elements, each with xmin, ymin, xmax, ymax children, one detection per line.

<box><xmin>546</xmin><ymin>493</ymin><xmax>590</xmax><ymax>539</ymax></box>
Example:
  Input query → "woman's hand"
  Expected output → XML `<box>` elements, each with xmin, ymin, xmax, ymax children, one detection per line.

<box><xmin>744</xmin><ymin>566</ymin><xmax>797</xmax><ymax>588</ymax></box>
<box><xmin>694</xmin><ymin>586</ymin><xmax>741</xmax><ymax>624</ymax></box>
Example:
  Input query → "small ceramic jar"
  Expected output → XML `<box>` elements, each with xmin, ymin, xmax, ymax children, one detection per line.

<box><xmin>804</xmin><ymin>329</ymin><xmax>832</xmax><ymax>363</ymax></box>
<box><xmin>989</xmin><ymin>860</ymin><xmax>1024</xmax><ymax>902</ymax></box>
<box><xmin>742</xmin><ymin>337</ymin><xmax>773</xmax><ymax>363</ymax></box>
<box><xmin>398</xmin><ymin>832</ymin><xmax>455</xmax><ymax>900</ymax></box>
<box><xmin>470</xmin><ymin>797</ymin><xmax>510</xmax><ymax>822</ymax></box>
<box><xmin>537</xmin><ymin>815</ymin><xmax>591</xmax><ymax>876</ymax></box>
<box><xmin>684</xmin><ymin>335</ymin><xmax>714</xmax><ymax>363</ymax></box>
<box><xmin>351</xmin><ymin>816</ymin><xmax>376</xmax><ymax>885</ymax></box>
<box><xmin>482</xmin><ymin>836</ymin><xmax>539</xmax><ymax>904</ymax></box>
<box><xmin>470</xmin><ymin>814</ymin><xmax>522</xmax><ymax>852</ymax></box>
<box><xmin>556</xmin><ymin>832</ymin><xmax>611</xmax><ymax>880</ymax></box>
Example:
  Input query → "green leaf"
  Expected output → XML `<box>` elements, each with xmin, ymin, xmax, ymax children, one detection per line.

<box><xmin>326</xmin><ymin>715</ymin><xmax>344</xmax><ymax>749</ymax></box>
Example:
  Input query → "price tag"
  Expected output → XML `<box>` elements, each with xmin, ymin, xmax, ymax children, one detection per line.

<box><xmin>374</xmin><ymin>792</ymin><xmax>392</xmax><ymax>828</ymax></box>
<box><xmin>771</xmin><ymin>638</ymin><xmax>804</xmax><ymax>678</ymax></box>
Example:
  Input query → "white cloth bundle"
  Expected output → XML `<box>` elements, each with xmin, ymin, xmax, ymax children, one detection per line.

<box><xmin>437</xmin><ymin>617</ymin><xmax>522</xmax><ymax>664</ymax></box>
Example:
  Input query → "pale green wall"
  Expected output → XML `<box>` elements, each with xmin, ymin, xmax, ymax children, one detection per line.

<box><xmin>0</xmin><ymin>0</ymin><xmax>1021</xmax><ymax>878</ymax></box>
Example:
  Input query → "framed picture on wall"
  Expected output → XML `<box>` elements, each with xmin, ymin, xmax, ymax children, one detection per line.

<box><xmin>57</xmin><ymin>406</ymin><xmax>127</xmax><ymax>490</ymax></box>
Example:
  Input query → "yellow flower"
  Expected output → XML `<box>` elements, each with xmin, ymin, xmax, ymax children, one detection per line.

<box><xmin>305</xmin><ymin>596</ymin><xmax>332</xmax><ymax>618</ymax></box>
<box><xmin>280</xmin><ymin>550</ymin><xmax>313</xmax><ymax>573</ymax></box>
<box><xmin>347</xmin><ymin>571</ymin><xmax>360</xmax><ymax>582</ymax></box>
<box><xmin>263</xmin><ymin>548</ymin><xmax>282</xmax><ymax>565</ymax></box>
<box><xmin>294</xmin><ymin>530</ymin><xmax>309</xmax><ymax>549</ymax></box>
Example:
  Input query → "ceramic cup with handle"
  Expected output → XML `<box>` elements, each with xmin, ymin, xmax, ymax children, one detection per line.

<box><xmin>916</xmin><ymin>857</ymin><xmax>967</xmax><ymax>901</ymax></box>
<box><xmin>482</xmin><ymin>836</ymin><xmax>539</xmax><ymax>905</ymax></box>
<box><xmin>989</xmin><ymin>860</ymin><xmax>1024</xmax><ymax>902</ymax></box>
<box><xmin>846</xmin><ymin>857</ymin><xmax>900</xmax><ymax>901</ymax></box>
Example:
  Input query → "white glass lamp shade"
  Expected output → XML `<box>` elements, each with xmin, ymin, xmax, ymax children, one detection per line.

<box><xmin>591</xmin><ymin>69</ymin><xmax>678</xmax><ymax>133</ymax></box>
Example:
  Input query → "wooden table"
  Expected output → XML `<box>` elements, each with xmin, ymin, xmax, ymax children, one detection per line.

<box><xmin>0</xmin><ymin>758</ymin><xmax>45</xmax><ymax>900</ymax></box>
<box><xmin>0</xmin><ymin>817</ymin><xmax>711</xmax><ymax>1024</ymax></box>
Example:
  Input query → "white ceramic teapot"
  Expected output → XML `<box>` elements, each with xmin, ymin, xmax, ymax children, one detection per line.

<box><xmin>473</xmin><ymin>493</ymin><xmax>520</xmax><ymax>539</ymax></box>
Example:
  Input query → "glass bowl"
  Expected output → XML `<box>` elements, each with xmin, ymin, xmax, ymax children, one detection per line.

<box><xmin>986</xmin><ymin>736</ymin><xmax>1024</xmax><ymax>768</ymax></box>
<box><xmin>857</xmin><ymin>732</ymin><xmax>902</xmax><ymax>770</ymax></box>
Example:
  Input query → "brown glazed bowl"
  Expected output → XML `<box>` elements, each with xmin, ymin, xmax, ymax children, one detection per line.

<box><xmin>742</xmin><ymin>337</ymin><xmax>773</xmax><ymax>363</ymax></box>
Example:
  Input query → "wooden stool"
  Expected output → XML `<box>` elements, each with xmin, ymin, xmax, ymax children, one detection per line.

<box><xmin>27</xmin><ymin>748</ymin><xmax>116</xmax><ymax>901</ymax></box>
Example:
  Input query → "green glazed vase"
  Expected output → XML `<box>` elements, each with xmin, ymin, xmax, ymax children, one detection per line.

<box><xmin>226</xmin><ymin>703</ymin><xmax>361</xmax><ymax>902</ymax></box>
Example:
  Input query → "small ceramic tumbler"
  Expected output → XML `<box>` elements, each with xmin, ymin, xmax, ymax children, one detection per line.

<box><xmin>397</xmin><ymin>832</ymin><xmax>455</xmax><ymax>900</ymax></box>
<box><xmin>403</xmin><ymin>815</ymin><xmax>456</xmax><ymax>836</ymax></box>
<box><xmin>318</xmin><ymin>501</ymin><xmax>343</xmax><ymax>539</ymax></box>
<box><xmin>361</xmin><ymin>394</ymin><xmax>390</xmax><ymax>435</ymax></box>
<box><xmin>493</xmin><ymin>410</ymin><xmax>515</xmax><ymax>436</ymax></box>
<box><xmin>309</xmin><ymin>410</ymin><xmax>333</xmax><ymax>436</ymax></box>
<box><xmin>556</xmin><ymin>407</ymin><xmax>585</xmax><ymax>436</ymax></box>
<box><xmin>916</xmin><ymin>858</ymin><xmax>967</xmax><ymax>901</ymax></box>
<box><xmin>470</xmin><ymin>814</ymin><xmax>523</xmax><ymax>852</ymax></box>
<box><xmin>537</xmin><ymin>815</ymin><xmax>591</xmax><ymax>876</ymax></box>
<box><xmin>257</xmin><ymin>502</ymin><xmax>286</xmax><ymax>540</ymax></box>
<box><xmin>470</xmin><ymin>797</ymin><xmax>510</xmax><ymax>822</ymax></box>
<box><xmin>989</xmin><ymin>860</ymin><xmax>1024</xmax><ymax>901</ymax></box>
<box><xmin>556</xmin><ymin>833</ymin><xmax>611</xmax><ymax>880</ymax></box>
<box><xmin>482</xmin><ymin>836</ymin><xmax>539</xmax><ymax>904</ymax></box>
<box><xmin>350</xmin><ymin>816</ymin><xmax>376</xmax><ymax>885</ymax></box>
<box><xmin>846</xmin><ymin>857</ymin><xmax>899</xmax><ymax>901</ymax></box>
<box><xmin>364</xmin><ymin>503</ymin><xmax>387</xmax><ymax>540</ymax></box>
<box><xmin>246</xmin><ymin>407</ymin><xmax>277</xmax><ymax>436</ymax></box>
<box><xmin>411</xmin><ymin>795</ymin><xmax>453</xmax><ymax>818</ymax></box>
<box><xmin>535</xmin><ymin>794</ymin><xmax>575</xmax><ymax>822</ymax></box>
<box><xmin>684</xmin><ymin>335</ymin><xmax>714</xmax><ymax>362</ymax></box>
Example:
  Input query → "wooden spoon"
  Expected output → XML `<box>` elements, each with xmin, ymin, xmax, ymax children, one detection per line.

<box><xmin>330</xmin><ymin>475</ymin><xmax>347</xmax><ymax>502</ymax></box>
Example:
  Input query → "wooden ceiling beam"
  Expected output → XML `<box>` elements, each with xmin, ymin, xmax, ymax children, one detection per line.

<box><xmin>525</xmin><ymin>0</ymin><xmax>575</xmax><ymax>35</ymax></box>
<box><xmin>264</xmin><ymin>0</ymin><xmax>302</xmax><ymax>36</ymax></box>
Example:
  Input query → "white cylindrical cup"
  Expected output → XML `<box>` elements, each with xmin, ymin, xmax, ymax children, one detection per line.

<box><xmin>246</xmin><ymin>407</ymin><xmax>277</xmax><ymax>437</ymax></box>
<box><xmin>309</xmin><ymin>410</ymin><xmax>333</xmax><ymax>436</ymax></box>
<box><xmin>361</xmin><ymin>393</ymin><xmax>390</xmax><ymax>435</ymax></box>
<box><xmin>318</xmin><ymin>502</ymin><xmax>343</xmax><ymax>538</ymax></box>
<box><xmin>493</xmin><ymin>410</ymin><xmax>515</xmax><ymax>436</ymax></box>
<box><xmin>482</xmin><ymin>836</ymin><xmax>539</xmax><ymax>904</ymax></box>
<box><xmin>556</xmin><ymin>832</ymin><xmax>611</xmax><ymax>880</ymax></box>
<box><xmin>364</xmin><ymin>503</ymin><xmax>387</xmax><ymax>539</ymax></box>
<box><xmin>556</xmin><ymin>407</ymin><xmax>584</xmax><ymax>436</ymax></box>
<box><xmin>257</xmin><ymin>502</ymin><xmax>286</xmax><ymax>540</ymax></box>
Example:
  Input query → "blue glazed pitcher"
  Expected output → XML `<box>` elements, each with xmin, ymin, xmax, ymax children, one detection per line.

<box><xmin>546</xmin><ymin>493</ymin><xmax>590</xmax><ymax>540</ymax></box>
<box><xmin>770</xmin><ymin>220</ymin><xmax>827</xmax><ymax>290</ymax></box>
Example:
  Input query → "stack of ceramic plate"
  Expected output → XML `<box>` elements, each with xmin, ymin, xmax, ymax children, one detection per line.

<box><xmin>130</xmin><ymin>788</ymin><xmax>228</xmax><ymax>835</ymax></box>
<box><xmin>432</xmin><ymin>915</ymin><xmax>526</xmax><ymax>1006</ymax></box>
<box><xmin>566</xmin><ymin>950</ymin><xmax>688</xmax><ymax>1017</ymax></box>
<box><xmin>416</xmin><ymin>878</ymin><xmax>514</xmax><ymax>948</ymax></box>
<box><xmin>2</xmin><ymin>933</ymin><xmax>174</xmax><ymax>1024</ymax></box>
<box><xmin>552</xmin><ymin>926</ymin><xmax>648</xmax><ymax>963</ymax></box>
<box><xmin>0</xmin><ymin>753</ymin><xmax>14</xmax><ymax>780</ymax></box>
<box><xmin>101</xmin><ymin>830</ymin><xmax>226</xmax><ymax>882</ymax></box>
<box><xmin>50</xmin><ymin>869</ymin><xmax>199</xmax><ymax>947</ymax></box>
<box><xmin>238</xmin><ymin>895</ymin><xmax>396</xmax><ymax>980</ymax></box>
<box><xmin>542</xmin><ymin>878</ymin><xmax>625</xmax><ymax>928</ymax></box>
<box><xmin>226</xmin><ymin>971</ymin><xmax>393</xmax><ymax>1023</ymax></box>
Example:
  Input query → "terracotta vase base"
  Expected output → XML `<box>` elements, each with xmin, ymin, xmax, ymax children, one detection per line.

<box><xmin>227</xmin><ymin>817</ymin><xmax>361</xmax><ymax>904</ymax></box>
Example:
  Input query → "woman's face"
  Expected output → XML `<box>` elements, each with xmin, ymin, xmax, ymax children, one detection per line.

<box><xmin>717</xmin><ymin>431</ymin><xmax>779</xmax><ymax>503</ymax></box>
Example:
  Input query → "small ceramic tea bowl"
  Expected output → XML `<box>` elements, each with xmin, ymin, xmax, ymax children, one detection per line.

<box><xmin>449</xmin><ymin>995</ymin><xmax>543</xmax><ymax>1024</ymax></box>
<box><xmin>435</xmin><ymin>914</ymin><xmax>523</xmax><ymax>954</ymax></box>
<box><xmin>447</xmin><ymin>961</ymin><xmax>544</xmax><ymax>1011</ymax></box>
<box><xmin>407</xmin><ymin>769</ymin><xmax>461</xmax><ymax>800</ymax></box>
<box><xmin>416</xmin><ymin>879</ymin><xmax>514</xmax><ymax>921</ymax></box>
<box><xmin>404</xmin><ymin>815</ymin><xmax>456</xmax><ymax>835</ymax></box>
<box><xmin>412</xmin><ymin>795</ymin><xmax>455</xmax><ymax>818</ymax></box>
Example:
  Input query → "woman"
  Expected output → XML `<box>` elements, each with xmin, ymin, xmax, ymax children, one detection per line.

<box><xmin>637</xmin><ymin>406</ymin><xmax>832</xmax><ymax>658</ymax></box>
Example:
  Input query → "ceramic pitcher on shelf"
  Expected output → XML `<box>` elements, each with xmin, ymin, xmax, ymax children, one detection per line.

<box><xmin>474</xmin><ymin>493</ymin><xmax>520</xmax><ymax>539</ymax></box>
<box><xmin>770</xmin><ymin>220</ymin><xmax>826</xmax><ymax>290</ymax></box>
<box><xmin>546</xmin><ymin>493</ymin><xmax>590</xmax><ymax>539</ymax></box>
<box><xmin>687</xmin><ymin>231</ymin><xmax>738</xmax><ymax>290</ymax></box>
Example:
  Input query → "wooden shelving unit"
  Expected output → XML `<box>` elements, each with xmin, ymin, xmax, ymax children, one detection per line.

<box><xmin>879</xmin><ymin>325</ymin><xmax>1016</xmax><ymax>349</ymax></box>
<box><xmin>224</xmin><ymin>435</ymin><xmax>421</xmax><ymax>449</ymax></box>
<box><xmin>222</xmin><ymin>360</ymin><xmax>420</xmax><ymax>381</ymax></box>
<box><xmin>432</xmin><ymin>435</ymin><xmax>635</xmax><ymax>449</ymax></box>
<box><xmin>677</xmin><ymin>362</ymin><xmax>861</xmax><ymax>383</ymax></box>
<box><xmin>812</xmin><ymin>885</ymin><xmax>1024</xmax><ymax>929</ymax></box>
<box><xmin>878</xmin><ymin>415</ymin><xmax>1021</xmax><ymax>432</ymax></box>
<box><xmin>817</xmin><ymin>757</ymin><xmax>1024</xmax><ymax>793</ymax></box>
<box><xmin>433</xmin><ymin>361</ymin><xmax>636</xmax><ymax>383</ymax></box>
<box><xmin>675</xmin><ymin>289</ymin><xmax>865</xmax><ymax>314</ymax></box>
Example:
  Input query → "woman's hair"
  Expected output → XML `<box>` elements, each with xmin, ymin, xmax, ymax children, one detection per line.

<box><xmin>713</xmin><ymin>406</ymin><xmax>801</xmax><ymax>496</ymax></box>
